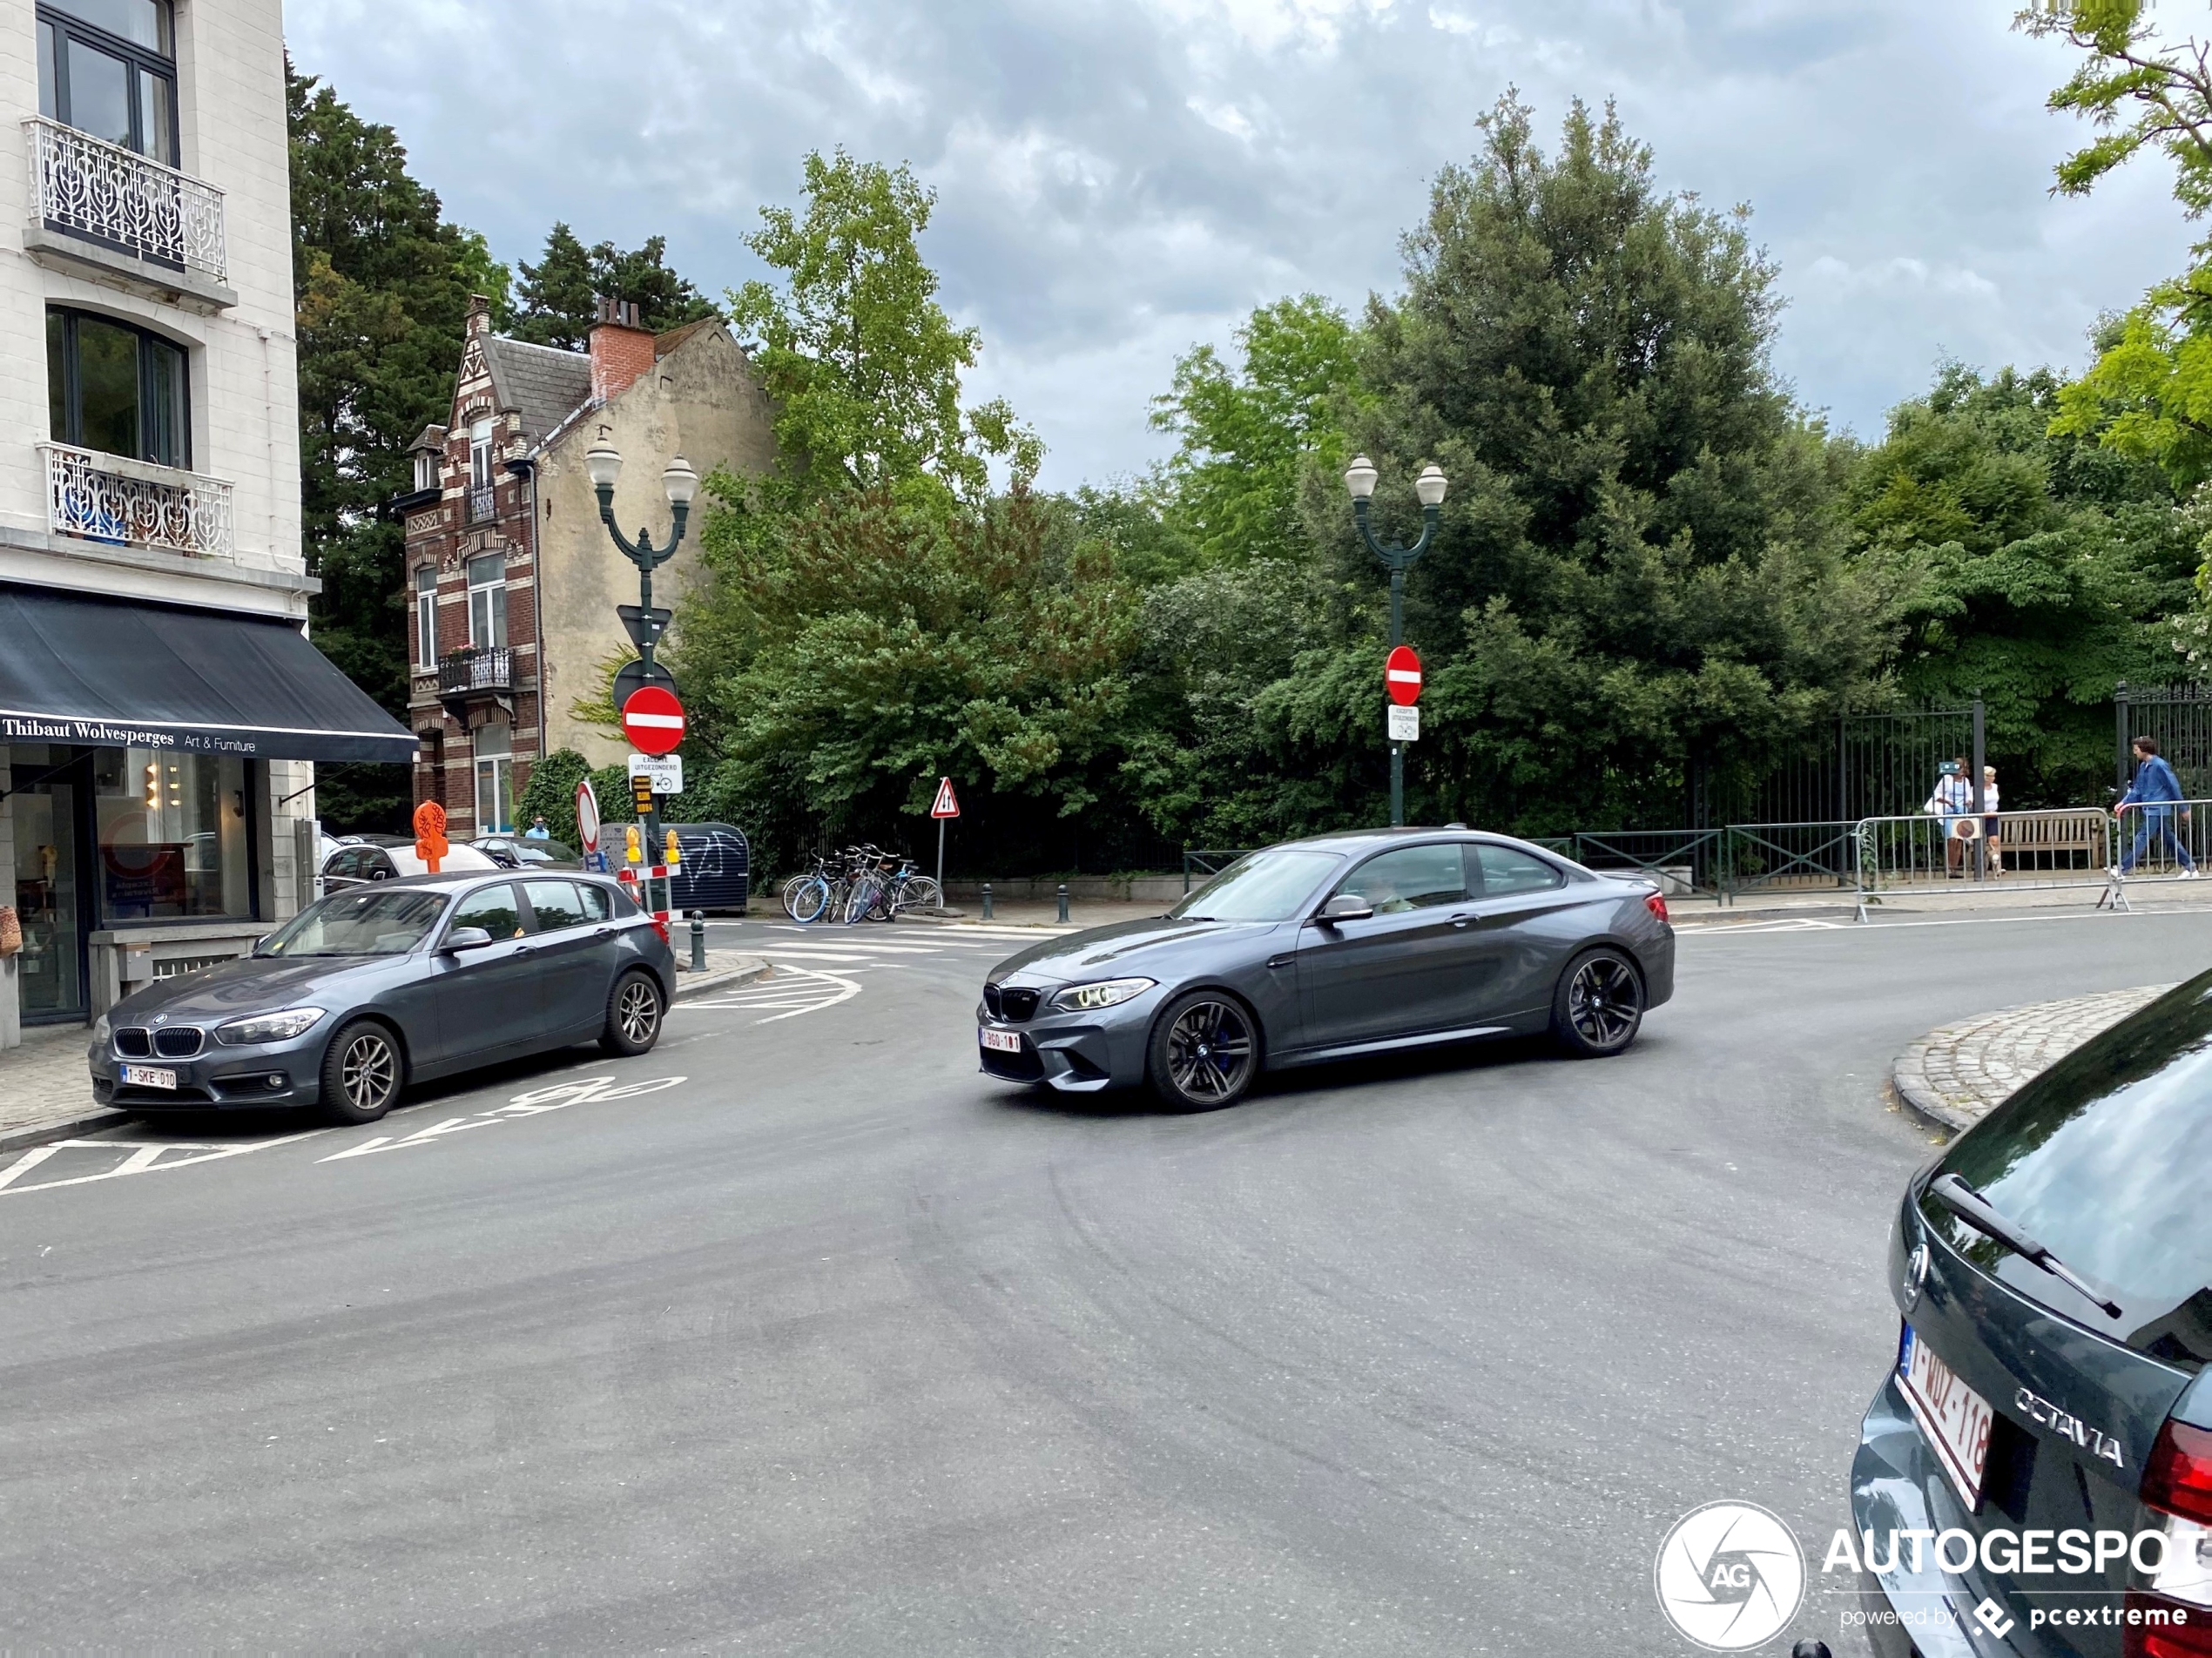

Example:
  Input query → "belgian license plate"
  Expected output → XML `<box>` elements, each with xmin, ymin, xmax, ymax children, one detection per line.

<box><xmin>979</xmin><ymin>1028</ymin><xmax>1022</xmax><ymax>1054</ymax></box>
<box><xmin>1898</xmin><ymin>1323</ymin><xmax>1993</xmax><ymax>1510</ymax></box>
<box><xmin>121</xmin><ymin>1064</ymin><xmax>177</xmax><ymax>1089</ymax></box>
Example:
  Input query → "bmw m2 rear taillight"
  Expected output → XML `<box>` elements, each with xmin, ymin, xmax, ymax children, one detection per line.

<box><xmin>2125</xmin><ymin>1422</ymin><xmax>2212</xmax><ymax>1655</ymax></box>
<box><xmin>1644</xmin><ymin>891</ymin><xmax>1669</xmax><ymax>924</ymax></box>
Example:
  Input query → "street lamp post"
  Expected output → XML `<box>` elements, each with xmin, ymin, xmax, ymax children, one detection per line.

<box><xmin>1344</xmin><ymin>455</ymin><xmax>1447</xmax><ymax>827</ymax></box>
<box><xmin>584</xmin><ymin>433</ymin><xmax>698</xmax><ymax>877</ymax></box>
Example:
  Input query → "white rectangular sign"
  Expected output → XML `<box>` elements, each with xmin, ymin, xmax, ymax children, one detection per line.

<box><xmin>629</xmin><ymin>753</ymin><xmax>683</xmax><ymax>795</ymax></box>
<box><xmin>1387</xmin><ymin>704</ymin><xmax>1420</xmax><ymax>742</ymax></box>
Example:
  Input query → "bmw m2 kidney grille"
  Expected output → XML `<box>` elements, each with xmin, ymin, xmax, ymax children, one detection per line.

<box><xmin>983</xmin><ymin>986</ymin><xmax>1039</xmax><ymax>1021</ymax></box>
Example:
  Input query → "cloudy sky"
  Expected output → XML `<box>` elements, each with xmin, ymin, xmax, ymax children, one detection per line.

<box><xmin>286</xmin><ymin>0</ymin><xmax>2195</xmax><ymax>490</ymax></box>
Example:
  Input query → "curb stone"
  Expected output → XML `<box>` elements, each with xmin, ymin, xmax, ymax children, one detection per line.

<box><xmin>1890</xmin><ymin>983</ymin><xmax>2172</xmax><ymax>1137</ymax></box>
<box><xmin>0</xmin><ymin>954</ymin><xmax>777</xmax><ymax>1158</ymax></box>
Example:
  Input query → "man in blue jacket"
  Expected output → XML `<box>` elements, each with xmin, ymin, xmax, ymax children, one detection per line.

<box><xmin>2114</xmin><ymin>735</ymin><xmax>2199</xmax><ymax>877</ymax></box>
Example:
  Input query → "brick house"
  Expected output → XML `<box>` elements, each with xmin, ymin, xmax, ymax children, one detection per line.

<box><xmin>394</xmin><ymin>297</ymin><xmax>775</xmax><ymax>837</ymax></box>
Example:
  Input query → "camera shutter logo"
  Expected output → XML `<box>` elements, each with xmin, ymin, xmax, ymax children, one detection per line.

<box><xmin>1654</xmin><ymin>1500</ymin><xmax>1805</xmax><ymax>1650</ymax></box>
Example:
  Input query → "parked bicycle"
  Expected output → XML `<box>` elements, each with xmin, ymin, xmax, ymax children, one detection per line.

<box><xmin>780</xmin><ymin>845</ymin><xmax>942</xmax><ymax>924</ymax></box>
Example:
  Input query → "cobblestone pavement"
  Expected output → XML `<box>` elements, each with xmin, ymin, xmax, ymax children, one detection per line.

<box><xmin>0</xmin><ymin>952</ymin><xmax>768</xmax><ymax>1151</ymax></box>
<box><xmin>1892</xmin><ymin>982</ymin><xmax>2172</xmax><ymax>1132</ymax></box>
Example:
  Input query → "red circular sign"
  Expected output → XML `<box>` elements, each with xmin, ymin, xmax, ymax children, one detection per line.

<box><xmin>1385</xmin><ymin>644</ymin><xmax>1423</xmax><ymax>707</ymax></box>
<box><xmin>622</xmin><ymin>685</ymin><xmax>686</xmax><ymax>755</ymax></box>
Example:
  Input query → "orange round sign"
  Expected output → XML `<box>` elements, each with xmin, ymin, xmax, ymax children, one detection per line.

<box><xmin>412</xmin><ymin>800</ymin><xmax>449</xmax><ymax>872</ymax></box>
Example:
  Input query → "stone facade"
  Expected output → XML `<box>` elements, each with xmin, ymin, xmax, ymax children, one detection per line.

<box><xmin>401</xmin><ymin>300</ymin><xmax>776</xmax><ymax>833</ymax></box>
<box><xmin>0</xmin><ymin>0</ymin><xmax>320</xmax><ymax>1046</ymax></box>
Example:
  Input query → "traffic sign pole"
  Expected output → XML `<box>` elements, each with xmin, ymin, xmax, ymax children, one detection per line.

<box><xmin>1382</xmin><ymin>646</ymin><xmax>1423</xmax><ymax>827</ymax></box>
<box><xmin>929</xmin><ymin>777</ymin><xmax>960</xmax><ymax>905</ymax></box>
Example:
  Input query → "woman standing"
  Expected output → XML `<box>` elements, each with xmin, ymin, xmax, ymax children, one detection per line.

<box><xmin>1981</xmin><ymin>765</ymin><xmax>2002</xmax><ymax>874</ymax></box>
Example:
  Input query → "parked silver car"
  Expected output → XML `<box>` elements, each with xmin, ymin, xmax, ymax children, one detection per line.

<box><xmin>977</xmin><ymin>829</ymin><xmax>1674</xmax><ymax>1110</ymax></box>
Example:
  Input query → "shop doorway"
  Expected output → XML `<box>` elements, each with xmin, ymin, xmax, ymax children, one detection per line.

<box><xmin>10</xmin><ymin>749</ymin><xmax>92</xmax><ymax>1024</ymax></box>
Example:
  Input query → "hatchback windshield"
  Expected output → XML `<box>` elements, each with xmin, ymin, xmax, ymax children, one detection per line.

<box><xmin>1168</xmin><ymin>848</ymin><xmax>1340</xmax><ymax>922</ymax></box>
<box><xmin>1924</xmin><ymin>970</ymin><xmax>2212</xmax><ymax>1367</ymax></box>
<box><xmin>258</xmin><ymin>889</ymin><xmax>449</xmax><ymax>958</ymax></box>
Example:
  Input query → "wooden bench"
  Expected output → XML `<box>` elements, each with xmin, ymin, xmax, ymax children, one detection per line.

<box><xmin>1996</xmin><ymin>809</ymin><xmax>2106</xmax><ymax>867</ymax></box>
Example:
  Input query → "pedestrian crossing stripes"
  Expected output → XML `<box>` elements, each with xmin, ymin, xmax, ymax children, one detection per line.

<box><xmin>680</xmin><ymin>966</ymin><xmax>863</xmax><ymax>1022</ymax></box>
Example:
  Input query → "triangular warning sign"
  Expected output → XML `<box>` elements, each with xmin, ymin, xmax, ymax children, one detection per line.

<box><xmin>930</xmin><ymin>777</ymin><xmax>960</xmax><ymax>819</ymax></box>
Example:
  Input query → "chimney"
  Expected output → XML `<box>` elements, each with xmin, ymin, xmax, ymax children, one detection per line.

<box><xmin>466</xmin><ymin>293</ymin><xmax>491</xmax><ymax>338</ymax></box>
<box><xmin>589</xmin><ymin>296</ymin><xmax>655</xmax><ymax>403</ymax></box>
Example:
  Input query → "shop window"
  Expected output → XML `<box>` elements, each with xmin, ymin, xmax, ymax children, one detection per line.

<box><xmin>474</xmin><ymin>725</ymin><xmax>514</xmax><ymax>833</ymax></box>
<box><xmin>467</xmin><ymin>552</ymin><xmax>506</xmax><ymax>650</ymax></box>
<box><xmin>47</xmin><ymin>307</ymin><xmax>189</xmax><ymax>468</ymax></box>
<box><xmin>93</xmin><ymin>748</ymin><xmax>253</xmax><ymax>922</ymax></box>
<box><xmin>37</xmin><ymin>0</ymin><xmax>178</xmax><ymax>165</ymax></box>
<box><xmin>415</xmin><ymin>564</ymin><xmax>439</xmax><ymax>669</ymax></box>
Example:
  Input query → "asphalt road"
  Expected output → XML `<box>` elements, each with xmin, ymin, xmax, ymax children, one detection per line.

<box><xmin>3</xmin><ymin>907</ymin><xmax>2205</xmax><ymax>1654</ymax></box>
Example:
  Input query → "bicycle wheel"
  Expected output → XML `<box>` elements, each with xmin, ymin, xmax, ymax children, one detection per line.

<box><xmin>843</xmin><ymin>876</ymin><xmax>879</xmax><ymax>925</ymax></box>
<box><xmin>866</xmin><ymin>880</ymin><xmax>895</xmax><ymax>922</ymax></box>
<box><xmin>790</xmin><ymin>877</ymin><xmax>830</xmax><ymax>925</ymax></box>
<box><xmin>902</xmin><ymin>877</ymin><xmax>941</xmax><ymax>909</ymax></box>
<box><xmin>781</xmin><ymin>873</ymin><xmax>813</xmax><ymax>920</ymax></box>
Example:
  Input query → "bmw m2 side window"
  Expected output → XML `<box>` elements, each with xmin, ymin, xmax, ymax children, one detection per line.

<box><xmin>1335</xmin><ymin>845</ymin><xmax>1468</xmax><ymax>913</ymax></box>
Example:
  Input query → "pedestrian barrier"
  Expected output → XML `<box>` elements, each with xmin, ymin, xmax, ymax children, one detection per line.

<box><xmin>1851</xmin><ymin>806</ymin><xmax>2126</xmax><ymax>920</ymax></box>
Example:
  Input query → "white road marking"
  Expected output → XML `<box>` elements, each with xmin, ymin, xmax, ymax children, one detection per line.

<box><xmin>0</xmin><ymin>1144</ymin><xmax>64</xmax><ymax>1190</ymax></box>
<box><xmin>0</xmin><ymin>1131</ymin><xmax>324</xmax><ymax>1198</ymax></box>
<box><xmin>684</xmin><ymin>965</ymin><xmax>862</xmax><ymax>1022</ymax></box>
<box><xmin>318</xmin><ymin>1075</ymin><xmax>685</xmax><ymax>1163</ymax></box>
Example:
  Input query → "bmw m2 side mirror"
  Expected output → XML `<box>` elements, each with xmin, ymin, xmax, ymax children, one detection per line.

<box><xmin>442</xmin><ymin>927</ymin><xmax>495</xmax><ymax>953</ymax></box>
<box><xmin>1318</xmin><ymin>893</ymin><xmax>1373</xmax><ymax>924</ymax></box>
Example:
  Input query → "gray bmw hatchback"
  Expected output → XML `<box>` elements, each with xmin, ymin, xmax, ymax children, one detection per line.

<box><xmin>1852</xmin><ymin>972</ymin><xmax>2212</xmax><ymax>1656</ymax></box>
<box><xmin>976</xmin><ymin>828</ymin><xmax>1674</xmax><ymax>1109</ymax></box>
<box><xmin>89</xmin><ymin>871</ymin><xmax>677</xmax><ymax>1124</ymax></box>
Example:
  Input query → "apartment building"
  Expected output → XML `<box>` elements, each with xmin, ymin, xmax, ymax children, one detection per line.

<box><xmin>0</xmin><ymin>0</ymin><xmax>412</xmax><ymax>1048</ymax></box>
<box><xmin>400</xmin><ymin>297</ymin><xmax>773</xmax><ymax>832</ymax></box>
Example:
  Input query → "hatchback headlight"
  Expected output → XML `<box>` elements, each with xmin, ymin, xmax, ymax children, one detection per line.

<box><xmin>91</xmin><ymin>1014</ymin><xmax>111</xmax><ymax>1045</ymax></box>
<box><xmin>1051</xmin><ymin>978</ymin><xmax>1157</xmax><ymax>1012</ymax></box>
<box><xmin>215</xmin><ymin>1008</ymin><xmax>327</xmax><ymax>1046</ymax></box>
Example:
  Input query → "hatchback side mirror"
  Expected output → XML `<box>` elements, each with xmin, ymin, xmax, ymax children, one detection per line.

<box><xmin>442</xmin><ymin>926</ymin><xmax>494</xmax><ymax>953</ymax></box>
<box><xmin>1318</xmin><ymin>893</ymin><xmax>1374</xmax><ymax>924</ymax></box>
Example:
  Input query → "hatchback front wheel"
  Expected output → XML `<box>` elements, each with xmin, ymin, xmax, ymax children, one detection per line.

<box><xmin>320</xmin><ymin>1019</ymin><xmax>403</xmax><ymax>1124</ymax></box>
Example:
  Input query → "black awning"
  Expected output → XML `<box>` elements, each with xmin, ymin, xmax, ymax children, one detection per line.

<box><xmin>0</xmin><ymin>583</ymin><xmax>417</xmax><ymax>765</ymax></box>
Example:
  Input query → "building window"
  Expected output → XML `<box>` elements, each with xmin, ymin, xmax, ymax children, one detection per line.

<box><xmin>467</xmin><ymin>553</ymin><xmax>506</xmax><ymax>649</ymax></box>
<box><xmin>474</xmin><ymin>724</ymin><xmax>514</xmax><ymax>833</ymax></box>
<box><xmin>47</xmin><ymin>307</ymin><xmax>188</xmax><ymax>468</ymax></box>
<box><xmin>93</xmin><ymin>747</ymin><xmax>253</xmax><ymax>922</ymax></box>
<box><xmin>468</xmin><ymin>419</ymin><xmax>496</xmax><ymax>522</ymax></box>
<box><xmin>414</xmin><ymin>449</ymin><xmax>438</xmax><ymax>492</ymax></box>
<box><xmin>37</xmin><ymin>0</ymin><xmax>178</xmax><ymax>166</ymax></box>
<box><xmin>415</xmin><ymin>564</ymin><xmax>439</xmax><ymax>669</ymax></box>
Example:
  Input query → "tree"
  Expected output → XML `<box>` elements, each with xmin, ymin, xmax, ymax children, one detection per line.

<box><xmin>512</xmin><ymin>224</ymin><xmax>718</xmax><ymax>350</ymax></box>
<box><xmin>724</xmin><ymin>148</ymin><xmax>1037</xmax><ymax>510</ymax></box>
<box><xmin>1280</xmin><ymin>94</ymin><xmax>1891</xmax><ymax>832</ymax></box>
<box><xmin>1150</xmin><ymin>295</ymin><xmax>1362</xmax><ymax>567</ymax></box>
<box><xmin>289</xmin><ymin>64</ymin><xmax>483</xmax><ymax>830</ymax></box>
<box><xmin>1852</xmin><ymin>364</ymin><xmax>2195</xmax><ymax>801</ymax></box>
<box><xmin>2016</xmin><ymin>1</ymin><xmax>2212</xmax><ymax>220</ymax></box>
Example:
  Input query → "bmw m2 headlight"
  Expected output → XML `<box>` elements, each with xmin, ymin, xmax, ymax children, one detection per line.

<box><xmin>1051</xmin><ymin>978</ymin><xmax>1157</xmax><ymax>1013</ymax></box>
<box><xmin>215</xmin><ymin>1008</ymin><xmax>327</xmax><ymax>1046</ymax></box>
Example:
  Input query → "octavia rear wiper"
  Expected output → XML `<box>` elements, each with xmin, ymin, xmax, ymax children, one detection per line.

<box><xmin>1928</xmin><ymin>1173</ymin><xmax>2123</xmax><ymax>1318</ymax></box>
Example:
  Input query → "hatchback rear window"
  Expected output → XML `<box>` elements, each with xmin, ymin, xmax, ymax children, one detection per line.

<box><xmin>1924</xmin><ymin>971</ymin><xmax>2212</xmax><ymax>1367</ymax></box>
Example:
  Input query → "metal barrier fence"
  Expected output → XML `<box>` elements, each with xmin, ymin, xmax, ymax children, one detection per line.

<box><xmin>1845</xmin><ymin>803</ymin><xmax>2212</xmax><ymax>919</ymax></box>
<box><xmin>1182</xmin><ymin>848</ymin><xmax>1256</xmax><ymax>893</ymax></box>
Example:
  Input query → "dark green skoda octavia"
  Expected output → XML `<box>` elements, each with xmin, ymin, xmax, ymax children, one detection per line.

<box><xmin>1852</xmin><ymin>974</ymin><xmax>2212</xmax><ymax>1656</ymax></box>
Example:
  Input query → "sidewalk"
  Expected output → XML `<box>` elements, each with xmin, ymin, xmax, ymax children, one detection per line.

<box><xmin>0</xmin><ymin>951</ymin><xmax>769</xmax><ymax>1154</ymax></box>
<box><xmin>1891</xmin><ymin>983</ymin><xmax>2170</xmax><ymax>1134</ymax></box>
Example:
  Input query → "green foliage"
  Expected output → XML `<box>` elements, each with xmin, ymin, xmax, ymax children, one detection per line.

<box><xmin>724</xmin><ymin>149</ymin><xmax>1039</xmax><ymax>511</ymax></box>
<box><xmin>513</xmin><ymin>748</ymin><xmax>593</xmax><ymax>847</ymax></box>
<box><xmin>1851</xmin><ymin>365</ymin><xmax>2195</xmax><ymax>801</ymax></box>
<box><xmin>2015</xmin><ymin>2</ymin><xmax>2212</xmax><ymax>224</ymax></box>
<box><xmin>1286</xmin><ymin>93</ymin><xmax>1892</xmax><ymax>831</ymax></box>
<box><xmin>1150</xmin><ymin>295</ymin><xmax>1362</xmax><ymax>566</ymax></box>
<box><xmin>677</xmin><ymin>486</ymin><xmax>1138</xmax><ymax>874</ymax></box>
<box><xmin>288</xmin><ymin>64</ymin><xmax>482</xmax><ymax>832</ymax></box>
<box><xmin>512</xmin><ymin>223</ymin><xmax>718</xmax><ymax>350</ymax></box>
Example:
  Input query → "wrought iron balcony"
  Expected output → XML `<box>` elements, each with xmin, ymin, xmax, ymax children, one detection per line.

<box><xmin>438</xmin><ymin>645</ymin><xmax>515</xmax><ymax>698</ymax></box>
<box><xmin>40</xmin><ymin>442</ymin><xmax>234</xmax><ymax>560</ymax></box>
<box><xmin>467</xmin><ymin>483</ymin><xmax>497</xmax><ymax>523</ymax></box>
<box><xmin>25</xmin><ymin>116</ymin><xmax>227</xmax><ymax>282</ymax></box>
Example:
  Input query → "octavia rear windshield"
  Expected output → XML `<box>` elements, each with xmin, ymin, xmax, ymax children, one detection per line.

<box><xmin>1924</xmin><ymin>970</ymin><xmax>2212</xmax><ymax>1368</ymax></box>
<box><xmin>258</xmin><ymin>889</ymin><xmax>449</xmax><ymax>958</ymax></box>
<box><xmin>1169</xmin><ymin>849</ymin><xmax>1340</xmax><ymax>922</ymax></box>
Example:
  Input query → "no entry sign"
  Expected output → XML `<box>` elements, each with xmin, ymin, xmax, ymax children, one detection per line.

<box><xmin>1386</xmin><ymin>644</ymin><xmax>1422</xmax><ymax>707</ymax></box>
<box><xmin>622</xmin><ymin>685</ymin><xmax>685</xmax><ymax>755</ymax></box>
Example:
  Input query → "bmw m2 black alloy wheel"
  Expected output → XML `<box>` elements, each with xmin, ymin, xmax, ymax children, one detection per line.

<box><xmin>600</xmin><ymin>969</ymin><xmax>664</xmax><ymax>1056</ymax></box>
<box><xmin>1551</xmin><ymin>947</ymin><xmax>1645</xmax><ymax>1058</ymax></box>
<box><xmin>320</xmin><ymin>1019</ymin><xmax>403</xmax><ymax>1125</ymax></box>
<box><xmin>1146</xmin><ymin>990</ymin><xmax>1259</xmax><ymax>1111</ymax></box>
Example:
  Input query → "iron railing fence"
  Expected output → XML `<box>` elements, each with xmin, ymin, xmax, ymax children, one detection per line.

<box><xmin>40</xmin><ymin>441</ymin><xmax>233</xmax><ymax>558</ymax></box>
<box><xmin>2115</xmin><ymin>684</ymin><xmax>2212</xmax><ymax>801</ymax></box>
<box><xmin>1182</xmin><ymin>848</ymin><xmax>1257</xmax><ymax>893</ymax></box>
<box><xmin>1689</xmin><ymin>705</ymin><xmax>1978</xmax><ymax>828</ymax></box>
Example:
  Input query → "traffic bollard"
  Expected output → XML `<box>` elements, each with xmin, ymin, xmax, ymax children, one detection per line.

<box><xmin>1056</xmin><ymin>883</ymin><xmax>1069</xmax><ymax>923</ymax></box>
<box><xmin>981</xmin><ymin>883</ymin><xmax>994</xmax><ymax>920</ymax></box>
<box><xmin>689</xmin><ymin>909</ymin><xmax>707</xmax><ymax>973</ymax></box>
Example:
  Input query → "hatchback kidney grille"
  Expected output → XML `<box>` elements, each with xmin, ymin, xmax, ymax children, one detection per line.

<box><xmin>113</xmin><ymin>1028</ymin><xmax>152</xmax><ymax>1057</ymax></box>
<box><xmin>152</xmin><ymin>1027</ymin><xmax>205</xmax><ymax>1059</ymax></box>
